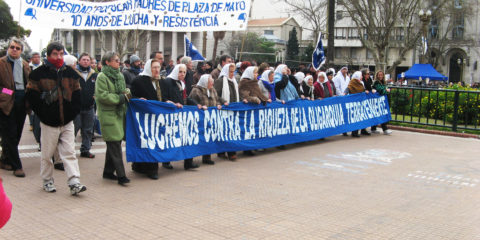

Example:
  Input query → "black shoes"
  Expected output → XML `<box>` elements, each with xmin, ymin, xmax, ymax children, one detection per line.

<box><xmin>342</xmin><ymin>133</ymin><xmax>348</xmax><ymax>136</ymax></box>
<box><xmin>54</xmin><ymin>163</ymin><xmax>64</xmax><ymax>171</ymax></box>
<box><xmin>147</xmin><ymin>173</ymin><xmax>159</xmax><ymax>180</ymax></box>
<box><xmin>243</xmin><ymin>150</ymin><xmax>255</xmax><ymax>156</ymax></box>
<box><xmin>360</xmin><ymin>130</ymin><xmax>371</xmax><ymax>136</ymax></box>
<box><xmin>184</xmin><ymin>159</ymin><xmax>199</xmax><ymax>170</ymax></box>
<box><xmin>80</xmin><ymin>151</ymin><xmax>95</xmax><ymax>158</ymax></box>
<box><xmin>103</xmin><ymin>172</ymin><xmax>118</xmax><ymax>180</ymax></box>
<box><xmin>351</xmin><ymin>132</ymin><xmax>360</xmax><ymax>138</ymax></box>
<box><xmin>118</xmin><ymin>176</ymin><xmax>130</xmax><ymax>185</ymax></box>
<box><xmin>162</xmin><ymin>162</ymin><xmax>173</xmax><ymax>170</ymax></box>
<box><xmin>202</xmin><ymin>156</ymin><xmax>215</xmax><ymax>165</ymax></box>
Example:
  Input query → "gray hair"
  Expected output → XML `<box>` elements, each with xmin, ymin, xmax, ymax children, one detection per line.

<box><xmin>101</xmin><ymin>51</ymin><xmax>118</xmax><ymax>65</ymax></box>
<box><xmin>180</xmin><ymin>56</ymin><xmax>192</xmax><ymax>65</ymax></box>
<box><xmin>31</xmin><ymin>52</ymin><xmax>40</xmax><ymax>57</ymax></box>
<box><xmin>9</xmin><ymin>37</ymin><xmax>24</xmax><ymax>51</ymax></box>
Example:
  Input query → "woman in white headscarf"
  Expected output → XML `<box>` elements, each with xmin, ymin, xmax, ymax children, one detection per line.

<box><xmin>258</xmin><ymin>70</ymin><xmax>276</xmax><ymax>101</ymax></box>
<box><xmin>214</xmin><ymin>63</ymin><xmax>239</xmax><ymax>104</ymax></box>
<box><xmin>213</xmin><ymin>63</ymin><xmax>239</xmax><ymax>161</ymax></box>
<box><xmin>163</xmin><ymin>64</ymin><xmax>202</xmax><ymax>170</ymax></box>
<box><xmin>301</xmin><ymin>75</ymin><xmax>315</xmax><ymax>99</ymax></box>
<box><xmin>274</xmin><ymin>64</ymin><xmax>303</xmax><ymax>102</ymax></box>
<box><xmin>189</xmin><ymin>74</ymin><xmax>228</xmax><ymax>165</ymax></box>
<box><xmin>239</xmin><ymin>66</ymin><xmax>270</xmax><ymax>104</ymax></box>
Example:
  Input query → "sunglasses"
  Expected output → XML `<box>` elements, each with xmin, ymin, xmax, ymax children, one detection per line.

<box><xmin>9</xmin><ymin>46</ymin><xmax>21</xmax><ymax>51</ymax></box>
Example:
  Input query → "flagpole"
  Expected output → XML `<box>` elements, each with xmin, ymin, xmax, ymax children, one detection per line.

<box><xmin>17</xmin><ymin>0</ymin><xmax>23</xmax><ymax>37</ymax></box>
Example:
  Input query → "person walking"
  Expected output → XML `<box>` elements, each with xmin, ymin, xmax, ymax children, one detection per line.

<box><xmin>188</xmin><ymin>74</ymin><xmax>227</xmax><ymax>165</ymax></box>
<box><xmin>95</xmin><ymin>51</ymin><xmax>131</xmax><ymax>185</ymax></box>
<box><xmin>74</xmin><ymin>53</ymin><xmax>97</xmax><ymax>158</ymax></box>
<box><xmin>26</xmin><ymin>42</ymin><xmax>87</xmax><ymax>195</ymax></box>
<box><xmin>0</xmin><ymin>38</ymin><xmax>30</xmax><ymax>177</ymax></box>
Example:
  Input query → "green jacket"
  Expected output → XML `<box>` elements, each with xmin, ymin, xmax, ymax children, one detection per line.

<box><xmin>95</xmin><ymin>66</ymin><xmax>127</xmax><ymax>141</ymax></box>
<box><xmin>372</xmin><ymin>81</ymin><xmax>388</xmax><ymax>95</ymax></box>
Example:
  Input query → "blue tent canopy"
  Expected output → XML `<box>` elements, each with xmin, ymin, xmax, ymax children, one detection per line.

<box><xmin>397</xmin><ymin>64</ymin><xmax>448</xmax><ymax>81</ymax></box>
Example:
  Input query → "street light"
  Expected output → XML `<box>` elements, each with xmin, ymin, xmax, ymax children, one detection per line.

<box><xmin>419</xmin><ymin>9</ymin><xmax>432</xmax><ymax>64</ymax></box>
<box><xmin>457</xmin><ymin>58</ymin><xmax>467</xmax><ymax>84</ymax></box>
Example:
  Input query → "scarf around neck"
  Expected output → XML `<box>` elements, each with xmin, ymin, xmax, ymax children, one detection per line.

<box><xmin>102</xmin><ymin>65</ymin><xmax>124</xmax><ymax>94</ymax></box>
<box><xmin>7</xmin><ymin>53</ymin><xmax>24</xmax><ymax>90</ymax></box>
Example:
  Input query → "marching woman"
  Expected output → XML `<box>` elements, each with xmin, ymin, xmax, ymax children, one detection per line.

<box><xmin>162</xmin><ymin>64</ymin><xmax>203</xmax><ymax>170</ymax></box>
<box><xmin>214</xmin><ymin>63</ymin><xmax>239</xmax><ymax>160</ymax></box>
<box><xmin>130</xmin><ymin>59</ymin><xmax>164</xmax><ymax>179</ymax></box>
<box><xmin>345</xmin><ymin>71</ymin><xmax>369</xmax><ymax>137</ymax></box>
<box><xmin>189</xmin><ymin>74</ymin><xmax>228</xmax><ymax>164</ymax></box>
<box><xmin>301</xmin><ymin>75</ymin><xmax>315</xmax><ymax>100</ymax></box>
<box><xmin>371</xmin><ymin>70</ymin><xmax>393</xmax><ymax>135</ymax></box>
<box><xmin>95</xmin><ymin>52</ymin><xmax>131</xmax><ymax>185</ymax></box>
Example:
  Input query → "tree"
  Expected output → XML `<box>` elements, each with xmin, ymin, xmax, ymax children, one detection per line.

<box><xmin>286</xmin><ymin>27</ymin><xmax>299</xmax><ymax>61</ymax></box>
<box><xmin>96</xmin><ymin>29</ymin><xmax>149</xmax><ymax>59</ymax></box>
<box><xmin>212</xmin><ymin>31</ymin><xmax>226</xmax><ymax>60</ymax></box>
<box><xmin>326</xmin><ymin>0</ymin><xmax>335</xmax><ymax>66</ymax></box>
<box><xmin>0</xmin><ymin>0</ymin><xmax>30</xmax><ymax>41</ymax></box>
<box><xmin>277</xmin><ymin>0</ymin><xmax>327</xmax><ymax>40</ymax></box>
<box><xmin>340</xmin><ymin>0</ymin><xmax>449</xmax><ymax>74</ymax></box>
<box><xmin>226</xmin><ymin>32</ymin><xmax>277</xmax><ymax>63</ymax></box>
<box><xmin>301</xmin><ymin>42</ymin><xmax>315</xmax><ymax>62</ymax></box>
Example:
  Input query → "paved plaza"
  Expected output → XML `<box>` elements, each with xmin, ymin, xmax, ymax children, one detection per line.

<box><xmin>0</xmin><ymin>126</ymin><xmax>479</xmax><ymax>239</ymax></box>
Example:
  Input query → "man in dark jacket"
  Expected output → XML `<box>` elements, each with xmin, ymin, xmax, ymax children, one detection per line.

<box><xmin>74</xmin><ymin>53</ymin><xmax>97</xmax><ymax>158</ymax></box>
<box><xmin>0</xmin><ymin>38</ymin><xmax>30</xmax><ymax>177</ymax></box>
<box><xmin>122</xmin><ymin>55</ymin><xmax>141</xmax><ymax>88</ymax></box>
<box><xmin>210</xmin><ymin>55</ymin><xmax>233</xmax><ymax>81</ymax></box>
<box><xmin>26</xmin><ymin>42</ymin><xmax>87</xmax><ymax>195</ymax></box>
<box><xmin>180</xmin><ymin>56</ymin><xmax>195</xmax><ymax>96</ymax></box>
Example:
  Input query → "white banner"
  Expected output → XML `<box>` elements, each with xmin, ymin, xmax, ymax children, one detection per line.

<box><xmin>19</xmin><ymin>0</ymin><xmax>251</xmax><ymax>32</ymax></box>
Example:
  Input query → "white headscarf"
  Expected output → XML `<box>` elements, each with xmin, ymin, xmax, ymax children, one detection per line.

<box><xmin>328</xmin><ymin>68</ymin><xmax>336</xmax><ymax>76</ymax></box>
<box><xmin>294</xmin><ymin>72</ymin><xmax>305</xmax><ymax>84</ymax></box>
<box><xmin>240</xmin><ymin>66</ymin><xmax>256</xmax><ymax>80</ymax></box>
<box><xmin>64</xmin><ymin>55</ymin><xmax>77</xmax><ymax>67</ymax></box>
<box><xmin>351</xmin><ymin>71</ymin><xmax>362</xmax><ymax>81</ymax></box>
<box><xmin>218</xmin><ymin>63</ymin><xmax>239</xmax><ymax>102</ymax></box>
<box><xmin>197</xmin><ymin>74</ymin><xmax>212</xmax><ymax>97</ymax></box>
<box><xmin>140</xmin><ymin>59</ymin><xmax>153</xmax><ymax>77</ymax></box>
<box><xmin>274</xmin><ymin>64</ymin><xmax>287</xmax><ymax>75</ymax></box>
<box><xmin>167</xmin><ymin>64</ymin><xmax>186</xmax><ymax>90</ymax></box>
<box><xmin>336</xmin><ymin>66</ymin><xmax>348</xmax><ymax>77</ymax></box>
<box><xmin>317</xmin><ymin>72</ymin><xmax>327</xmax><ymax>83</ymax></box>
<box><xmin>261</xmin><ymin>70</ymin><xmax>272</xmax><ymax>82</ymax></box>
<box><xmin>304</xmin><ymin>75</ymin><xmax>314</xmax><ymax>86</ymax></box>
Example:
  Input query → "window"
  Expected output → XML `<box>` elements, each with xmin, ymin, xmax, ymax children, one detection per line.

<box><xmin>452</xmin><ymin>14</ymin><xmax>464</xmax><ymax>39</ymax></box>
<box><xmin>335</xmin><ymin>28</ymin><xmax>346</xmax><ymax>39</ymax></box>
<box><xmin>349</xmin><ymin>28</ymin><xmax>360</xmax><ymax>39</ymax></box>
<box><xmin>395</xmin><ymin>28</ymin><xmax>405</xmax><ymax>41</ymax></box>
<box><xmin>429</xmin><ymin>16</ymin><xmax>439</xmax><ymax>39</ymax></box>
<box><xmin>366</xmin><ymin>49</ymin><xmax>374</xmax><ymax>59</ymax></box>
<box><xmin>454</xmin><ymin>0</ymin><xmax>462</xmax><ymax>9</ymax></box>
<box><xmin>350</xmin><ymin>48</ymin><xmax>357</xmax><ymax>59</ymax></box>
<box><xmin>264</xmin><ymin>30</ymin><xmax>274</xmax><ymax>35</ymax></box>
<box><xmin>336</xmin><ymin>11</ymin><xmax>343</xmax><ymax>20</ymax></box>
<box><xmin>335</xmin><ymin>47</ymin><xmax>343</xmax><ymax>59</ymax></box>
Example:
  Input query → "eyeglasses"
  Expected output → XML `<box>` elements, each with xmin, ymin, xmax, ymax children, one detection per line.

<box><xmin>9</xmin><ymin>46</ymin><xmax>21</xmax><ymax>51</ymax></box>
<box><xmin>111</xmin><ymin>59</ymin><xmax>120</xmax><ymax>63</ymax></box>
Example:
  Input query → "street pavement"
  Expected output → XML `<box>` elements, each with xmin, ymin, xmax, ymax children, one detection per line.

<box><xmin>0</xmin><ymin>125</ymin><xmax>479</xmax><ymax>239</ymax></box>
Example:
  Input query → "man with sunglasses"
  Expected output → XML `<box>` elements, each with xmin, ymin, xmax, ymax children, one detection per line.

<box><xmin>0</xmin><ymin>38</ymin><xmax>30</xmax><ymax>177</ymax></box>
<box><xmin>26</xmin><ymin>42</ymin><xmax>87</xmax><ymax>195</ymax></box>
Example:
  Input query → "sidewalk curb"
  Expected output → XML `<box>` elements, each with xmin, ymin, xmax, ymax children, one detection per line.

<box><xmin>388</xmin><ymin>125</ymin><xmax>480</xmax><ymax>139</ymax></box>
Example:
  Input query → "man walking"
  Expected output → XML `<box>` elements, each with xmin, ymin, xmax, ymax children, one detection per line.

<box><xmin>0</xmin><ymin>38</ymin><xmax>30</xmax><ymax>177</ymax></box>
<box><xmin>74</xmin><ymin>53</ymin><xmax>97</xmax><ymax>158</ymax></box>
<box><xmin>26</xmin><ymin>42</ymin><xmax>87</xmax><ymax>195</ymax></box>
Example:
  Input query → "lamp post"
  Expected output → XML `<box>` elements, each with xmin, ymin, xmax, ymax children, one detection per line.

<box><xmin>457</xmin><ymin>58</ymin><xmax>467</xmax><ymax>84</ymax></box>
<box><xmin>418</xmin><ymin>9</ymin><xmax>432</xmax><ymax>64</ymax></box>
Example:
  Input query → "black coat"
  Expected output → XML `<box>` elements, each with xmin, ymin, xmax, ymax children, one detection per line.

<box><xmin>185</xmin><ymin>69</ymin><xmax>194</xmax><ymax>96</ymax></box>
<box><xmin>122</xmin><ymin>68</ymin><xmax>139</xmax><ymax>88</ymax></box>
<box><xmin>274</xmin><ymin>75</ymin><xmax>303</xmax><ymax>99</ymax></box>
<box><xmin>362</xmin><ymin>77</ymin><xmax>373</xmax><ymax>92</ymax></box>
<box><xmin>162</xmin><ymin>77</ymin><xmax>198</xmax><ymax>105</ymax></box>
<box><xmin>130</xmin><ymin>75</ymin><xmax>164</xmax><ymax>101</ymax></box>
<box><xmin>76</xmin><ymin>68</ymin><xmax>97</xmax><ymax>110</ymax></box>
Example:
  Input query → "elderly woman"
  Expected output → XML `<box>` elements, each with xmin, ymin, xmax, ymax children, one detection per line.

<box><xmin>130</xmin><ymin>59</ymin><xmax>164</xmax><ymax>179</ymax></box>
<box><xmin>258</xmin><ymin>70</ymin><xmax>276</xmax><ymax>101</ymax></box>
<box><xmin>239</xmin><ymin>66</ymin><xmax>270</xmax><ymax>104</ymax></box>
<box><xmin>214</xmin><ymin>63</ymin><xmax>239</xmax><ymax>161</ymax></box>
<box><xmin>274</xmin><ymin>64</ymin><xmax>304</xmax><ymax>102</ymax></box>
<box><xmin>189</xmin><ymin>74</ymin><xmax>228</xmax><ymax>165</ymax></box>
<box><xmin>314</xmin><ymin>72</ymin><xmax>336</xmax><ymax>99</ymax></box>
<box><xmin>95</xmin><ymin>52</ymin><xmax>131</xmax><ymax>185</ymax></box>
<box><xmin>346</xmin><ymin>71</ymin><xmax>370</xmax><ymax>137</ymax></box>
<box><xmin>163</xmin><ymin>64</ymin><xmax>201</xmax><ymax>170</ymax></box>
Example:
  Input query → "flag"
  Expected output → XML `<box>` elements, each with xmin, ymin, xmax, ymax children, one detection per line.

<box><xmin>184</xmin><ymin>35</ymin><xmax>205</xmax><ymax>61</ymax></box>
<box><xmin>312</xmin><ymin>33</ymin><xmax>326</xmax><ymax>70</ymax></box>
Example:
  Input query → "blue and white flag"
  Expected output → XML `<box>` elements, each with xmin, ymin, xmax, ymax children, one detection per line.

<box><xmin>312</xmin><ymin>33</ymin><xmax>326</xmax><ymax>70</ymax></box>
<box><xmin>421</xmin><ymin>36</ymin><xmax>428</xmax><ymax>55</ymax></box>
<box><xmin>184</xmin><ymin>35</ymin><xmax>205</xmax><ymax>61</ymax></box>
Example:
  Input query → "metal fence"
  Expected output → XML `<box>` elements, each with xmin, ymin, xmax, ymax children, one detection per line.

<box><xmin>388</xmin><ymin>86</ymin><xmax>480</xmax><ymax>131</ymax></box>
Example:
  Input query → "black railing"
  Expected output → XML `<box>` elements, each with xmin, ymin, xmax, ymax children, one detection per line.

<box><xmin>388</xmin><ymin>86</ymin><xmax>480</xmax><ymax>131</ymax></box>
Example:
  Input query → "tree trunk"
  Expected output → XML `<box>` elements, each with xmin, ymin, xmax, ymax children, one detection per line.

<box><xmin>202</xmin><ymin>32</ymin><xmax>207</xmax><ymax>58</ymax></box>
<box><xmin>326</xmin><ymin>0</ymin><xmax>335</xmax><ymax>67</ymax></box>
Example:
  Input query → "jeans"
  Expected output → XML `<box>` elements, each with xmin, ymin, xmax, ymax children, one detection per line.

<box><xmin>74</xmin><ymin>108</ymin><xmax>95</xmax><ymax>153</ymax></box>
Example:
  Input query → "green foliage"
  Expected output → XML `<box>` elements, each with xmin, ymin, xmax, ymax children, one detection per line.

<box><xmin>227</xmin><ymin>32</ymin><xmax>277</xmax><ymax>63</ymax></box>
<box><xmin>301</xmin><ymin>42</ymin><xmax>315</xmax><ymax>62</ymax></box>
<box><xmin>389</xmin><ymin>85</ymin><xmax>480</xmax><ymax>127</ymax></box>
<box><xmin>0</xmin><ymin>0</ymin><xmax>30</xmax><ymax>41</ymax></box>
<box><xmin>286</xmin><ymin>27</ymin><xmax>299</xmax><ymax>61</ymax></box>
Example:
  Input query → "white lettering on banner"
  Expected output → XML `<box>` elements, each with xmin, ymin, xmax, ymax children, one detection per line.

<box><xmin>21</xmin><ymin>0</ymin><xmax>251</xmax><ymax>31</ymax></box>
<box><xmin>346</xmin><ymin>96</ymin><xmax>389</xmax><ymax>124</ymax></box>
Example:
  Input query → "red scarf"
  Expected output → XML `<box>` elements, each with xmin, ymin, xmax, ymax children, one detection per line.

<box><xmin>47</xmin><ymin>57</ymin><xmax>64</xmax><ymax>69</ymax></box>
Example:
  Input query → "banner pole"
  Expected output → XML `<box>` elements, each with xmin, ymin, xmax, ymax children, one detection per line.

<box><xmin>17</xmin><ymin>0</ymin><xmax>23</xmax><ymax>37</ymax></box>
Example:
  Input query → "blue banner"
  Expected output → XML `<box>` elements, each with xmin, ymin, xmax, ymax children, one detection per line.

<box><xmin>126</xmin><ymin>93</ymin><xmax>391</xmax><ymax>163</ymax></box>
